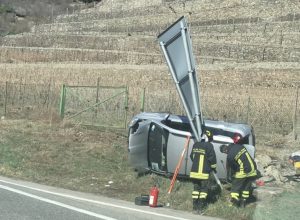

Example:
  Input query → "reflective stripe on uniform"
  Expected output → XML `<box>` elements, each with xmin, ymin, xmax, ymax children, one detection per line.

<box><xmin>231</xmin><ymin>192</ymin><xmax>239</xmax><ymax>200</ymax></box>
<box><xmin>295</xmin><ymin>162</ymin><xmax>300</xmax><ymax>168</ymax></box>
<box><xmin>245</xmin><ymin>152</ymin><xmax>255</xmax><ymax>172</ymax></box>
<box><xmin>190</xmin><ymin>154</ymin><xmax>209</xmax><ymax>180</ymax></box>
<box><xmin>234</xmin><ymin>148</ymin><xmax>246</xmax><ymax>161</ymax></box>
<box><xmin>190</xmin><ymin>172</ymin><xmax>209</xmax><ymax>179</ymax></box>
<box><xmin>242</xmin><ymin>191</ymin><xmax>250</xmax><ymax>198</ymax></box>
<box><xmin>192</xmin><ymin>191</ymin><xmax>200</xmax><ymax>199</ymax></box>
<box><xmin>235</xmin><ymin>159</ymin><xmax>246</xmax><ymax>178</ymax></box>
<box><xmin>235</xmin><ymin>151</ymin><xmax>257</xmax><ymax>178</ymax></box>
<box><xmin>199</xmin><ymin>155</ymin><xmax>204</xmax><ymax>174</ymax></box>
<box><xmin>200</xmin><ymin>192</ymin><xmax>208</xmax><ymax>199</ymax></box>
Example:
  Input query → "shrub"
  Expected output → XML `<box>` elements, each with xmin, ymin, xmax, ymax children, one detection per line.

<box><xmin>78</xmin><ymin>0</ymin><xmax>102</xmax><ymax>3</ymax></box>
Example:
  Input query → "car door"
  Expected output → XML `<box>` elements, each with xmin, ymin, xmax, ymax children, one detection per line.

<box><xmin>148</xmin><ymin>123</ymin><xmax>168</xmax><ymax>173</ymax></box>
<box><xmin>166</xmin><ymin>132</ymin><xmax>195</xmax><ymax>176</ymax></box>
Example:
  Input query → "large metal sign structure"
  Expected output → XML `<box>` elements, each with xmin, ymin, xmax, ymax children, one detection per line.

<box><xmin>158</xmin><ymin>16</ymin><xmax>203</xmax><ymax>142</ymax></box>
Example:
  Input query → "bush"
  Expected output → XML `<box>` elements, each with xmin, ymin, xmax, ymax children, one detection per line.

<box><xmin>78</xmin><ymin>0</ymin><xmax>102</xmax><ymax>3</ymax></box>
<box><xmin>0</xmin><ymin>4</ymin><xmax>13</xmax><ymax>14</ymax></box>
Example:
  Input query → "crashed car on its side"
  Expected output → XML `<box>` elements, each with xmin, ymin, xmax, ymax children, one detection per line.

<box><xmin>128</xmin><ymin>112</ymin><xmax>255</xmax><ymax>180</ymax></box>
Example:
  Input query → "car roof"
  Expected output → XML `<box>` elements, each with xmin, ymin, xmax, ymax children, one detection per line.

<box><xmin>133</xmin><ymin>112</ymin><xmax>252</xmax><ymax>136</ymax></box>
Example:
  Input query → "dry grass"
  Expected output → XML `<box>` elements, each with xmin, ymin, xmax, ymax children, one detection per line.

<box><xmin>0</xmin><ymin>118</ymin><xmax>258</xmax><ymax>219</ymax></box>
<box><xmin>0</xmin><ymin>62</ymin><xmax>299</xmax><ymax>134</ymax></box>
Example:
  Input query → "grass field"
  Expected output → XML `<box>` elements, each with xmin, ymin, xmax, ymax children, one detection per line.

<box><xmin>1</xmin><ymin>118</ymin><xmax>299</xmax><ymax>219</ymax></box>
<box><xmin>0</xmin><ymin>118</ymin><xmax>261</xmax><ymax>219</ymax></box>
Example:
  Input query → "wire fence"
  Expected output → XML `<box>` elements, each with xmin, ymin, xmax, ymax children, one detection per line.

<box><xmin>0</xmin><ymin>81</ymin><xmax>300</xmax><ymax>137</ymax></box>
<box><xmin>141</xmin><ymin>86</ymin><xmax>299</xmax><ymax>136</ymax></box>
<box><xmin>0</xmin><ymin>81</ymin><xmax>58</xmax><ymax>120</ymax></box>
<box><xmin>60</xmin><ymin>84</ymin><xmax>128</xmax><ymax>129</ymax></box>
<box><xmin>0</xmin><ymin>78</ymin><xmax>300</xmax><ymax>136</ymax></box>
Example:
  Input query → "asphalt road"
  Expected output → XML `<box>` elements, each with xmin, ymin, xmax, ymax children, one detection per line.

<box><xmin>0</xmin><ymin>176</ymin><xmax>220</xmax><ymax>220</ymax></box>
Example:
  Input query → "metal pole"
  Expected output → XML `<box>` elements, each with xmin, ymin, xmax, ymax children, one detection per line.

<box><xmin>180</xmin><ymin>22</ymin><xmax>202</xmax><ymax>141</ymax></box>
<box><xmin>160</xmin><ymin>41</ymin><xmax>200</xmax><ymax>141</ymax></box>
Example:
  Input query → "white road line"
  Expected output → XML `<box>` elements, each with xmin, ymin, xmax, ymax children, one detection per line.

<box><xmin>0</xmin><ymin>184</ymin><xmax>117</xmax><ymax>220</ymax></box>
<box><xmin>0</xmin><ymin>179</ymin><xmax>193</xmax><ymax>220</ymax></box>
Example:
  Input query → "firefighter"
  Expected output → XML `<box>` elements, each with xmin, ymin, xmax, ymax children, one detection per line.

<box><xmin>220</xmin><ymin>135</ymin><xmax>258</xmax><ymax>208</ymax></box>
<box><xmin>189</xmin><ymin>130</ymin><xmax>217</xmax><ymax>213</ymax></box>
<box><xmin>289</xmin><ymin>151</ymin><xmax>300</xmax><ymax>177</ymax></box>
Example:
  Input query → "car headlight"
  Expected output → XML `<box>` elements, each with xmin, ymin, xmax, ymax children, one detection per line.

<box><xmin>129</xmin><ymin>118</ymin><xmax>139</xmax><ymax>128</ymax></box>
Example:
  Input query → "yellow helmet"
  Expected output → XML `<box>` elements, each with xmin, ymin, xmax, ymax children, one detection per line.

<box><xmin>205</xmin><ymin>130</ymin><xmax>213</xmax><ymax>141</ymax></box>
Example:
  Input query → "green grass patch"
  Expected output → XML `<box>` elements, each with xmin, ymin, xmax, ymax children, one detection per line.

<box><xmin>0</xmin><ymin>4</ymin><xmax>13</xmax><ymax>14</ymax></box>
<box><xmin>253</xmin><ymin>186</ymin><xmax>300</xmax><ymax>220</ymax></box>
<box><xmin>0</xmin><ymin>119</ymin><xmax>290</xmax><ymax>220</ymax></box>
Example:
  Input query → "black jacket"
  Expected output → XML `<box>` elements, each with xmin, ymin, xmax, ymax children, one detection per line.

<box><xmin>189</xmin><ymin>142</ymin><xmax>216</xmax><ymax>180</ymax></box>
<box><xmin>227</xmin><ymin>144</ymin><xmax>257</xmax><ymax>179</ymax></box>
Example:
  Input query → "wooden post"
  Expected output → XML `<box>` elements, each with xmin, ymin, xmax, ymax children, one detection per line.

<box><xmin>95</xmin><ymin>77</ymin><xmax>100</xmax><ymax>118</ymax></box>
<box><xmin>293</xmin><ymin>86</ymin><xmax>299</xmax><ymax>140</ymax></box>
<box><xmin>123</xmin><ymin>86</ymin><xmax>129</xmax><ymax>129</ymax></box>
<box><xmin>4</xmin><ymin>81</ymin><xmax>8</xmax><ymax>117</ymax></box>
<box><xmin>140</xmin><ymin>88</ymin><xmax>145</xmax><ymax>112</ymax></box>
<box><xmin>59</xmin><ymin>84</ymin><xmax>66</xmax><ymax>119</ymax></box>
<box><xmin>246</xmin><ymin>96</ymin><xmax>250</xmax><ymax>123</ymax></box>
<box><xmin>168</xmin><ymin>135</ymin><xmax>191</xmax><ymax>194</ymax></box>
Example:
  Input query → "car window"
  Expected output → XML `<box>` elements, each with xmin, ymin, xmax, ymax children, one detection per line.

<box><xmin>163</xmin><ymin>120</ymin><xmax>192</xmax><ymax>132</ymax></box>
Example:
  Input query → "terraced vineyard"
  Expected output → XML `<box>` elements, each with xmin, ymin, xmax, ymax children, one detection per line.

<box><xmin>0</xmin><ymin>0</ymin><xmax>300</xmax><ymax>136</ymax></box>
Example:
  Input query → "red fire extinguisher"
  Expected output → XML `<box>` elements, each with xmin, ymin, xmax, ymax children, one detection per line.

<box><xmin>149</xmin><ymin>185</ymin><xmax>159</xmax><ymax>207</ymax></box>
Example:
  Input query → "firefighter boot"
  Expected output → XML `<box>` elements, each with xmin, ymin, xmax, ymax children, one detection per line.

<box><xmin>229</xmin><ymin>198</ymin><xmax>240</xmax><ymax>208</ymax></box>
<box><xmin>198</xmin><ymin>198</ymin><xmax>207</xmax><ymax>214</ymax></box>
<box><xmin>192</xmin><ymin>199</ymin><xmax>199</xmax><ymax>213</ymax></box>
<box><xmin>240</xmin><ymin>199</ymin><xmax>247</xmax><ymax>208</ymax></box>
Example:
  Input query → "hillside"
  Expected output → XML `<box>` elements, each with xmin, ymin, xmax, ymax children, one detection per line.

<box><xmin>0</xmin><ymin>0</ymin><xmax>300</xmax><ymax>136</ymax></box>
<box><xmin>0</xmin><ymin>1</ymin><xmax>300</xmax><ymax>219</ymax></box>
<box><xmin>0</xmin><ymin>0</ymin><xmax>101</xmax><ymax>35</ymax></box>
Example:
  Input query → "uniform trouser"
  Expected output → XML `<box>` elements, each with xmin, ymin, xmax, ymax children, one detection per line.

<box><xmin>192</xmin><ymin>179</ymin><xmax>209</xmax><ymax>201</ymax></box>
<box><xmin>230</xmin><ymin>177</ymin><xmax>255</xmax><ymax>201</ymax></box>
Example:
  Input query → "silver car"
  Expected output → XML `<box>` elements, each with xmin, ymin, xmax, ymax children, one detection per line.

<box><xmin>128</xmin><ymin>112</ymin><xmax>255</xmax><ymax>180</ymax></box>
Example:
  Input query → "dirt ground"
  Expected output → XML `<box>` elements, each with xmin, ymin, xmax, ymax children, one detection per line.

<box><xmin>0</xmin><ymin>117</ymin><xmax>299</xmax><ymax>220</ymax></box>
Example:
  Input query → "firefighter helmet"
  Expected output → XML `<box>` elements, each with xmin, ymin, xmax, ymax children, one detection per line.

<box><xmin>205</xmin><ymin>130</ymin><xmax>213</xmax><ymax>142</ymax></box>
<box><xmin>232</xmin><ymin>133</ymin><xmax>242</xmax><ymax>144</ymax></box>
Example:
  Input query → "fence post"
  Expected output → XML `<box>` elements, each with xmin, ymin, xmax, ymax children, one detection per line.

<box><xmin>140</xmin><ymin>88</ymin><xmax>145</xmax><ymax>112</ymax></box>
<box><xmin>293</xmin><ymin>86</ymin><xmax>299</xmax><ymax>140</ymax></box>
<box><xmin>95</xmin><ymin>77</ymin><xmax>100</xmax><ymax>119</ymax></box>
<box><xmin>4</xmin><ymin>81</ymin><xmax>8</xmax><ymax>117</ymax></box>
<box><xmin>59</xmin><ymin>84</ymin><xmax>66</xmax><ymax>119</ymax></box>
<box><xmin>246</xmin><ymin>96</ymin><xmax>250</xmax><ymax>124</ymax></box>
<box><xmin>123</xmin><ymin>86</ymin><xmax>129</xmax><ymax>129</ymax></box>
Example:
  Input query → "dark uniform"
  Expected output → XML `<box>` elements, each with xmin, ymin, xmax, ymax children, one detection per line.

<box><xmin>227</xmin><ymin>143</ymin><xmax>257</xmax><ymax>207</ymax></box>
<box><xmin>190</xmin><ymin>140</ymin><xmax>217</xmax><ymax>211</ymax></box>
